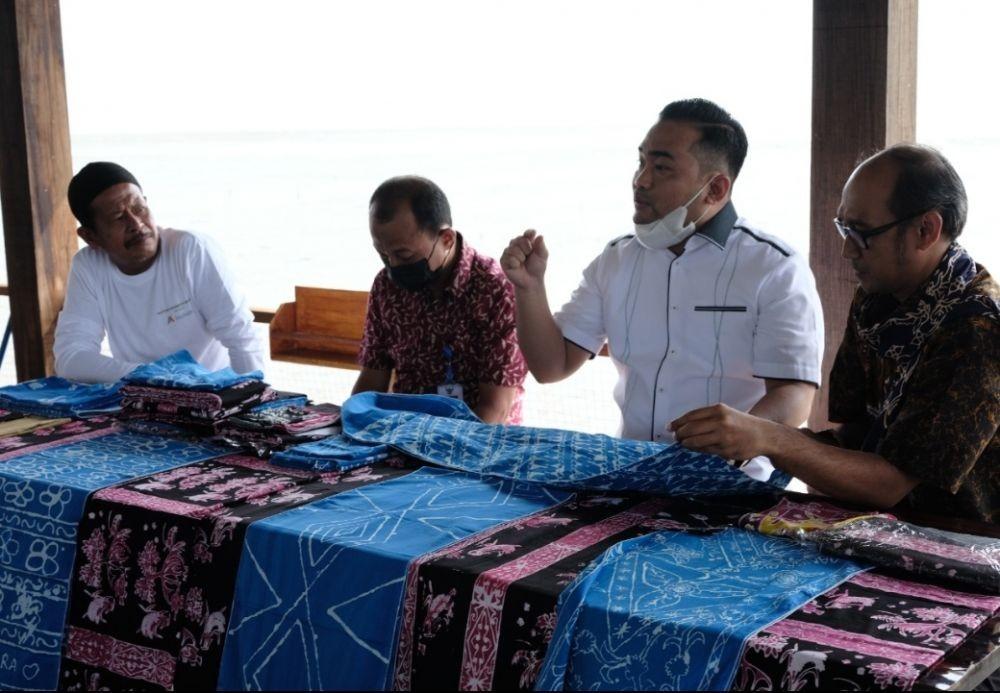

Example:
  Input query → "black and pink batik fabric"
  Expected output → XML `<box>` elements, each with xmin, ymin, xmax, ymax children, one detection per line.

<box><xmin>58</xmin><ymin>455</ymin><xmax>412</xmax><ymax>691</ymax></box>
<box><xmin>735</xmin><ymin>571</ymin><xmax>1000</xmax><ymax>690</ymax></box>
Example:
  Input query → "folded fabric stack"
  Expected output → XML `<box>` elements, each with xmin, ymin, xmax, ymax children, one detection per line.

<box><xmin>120</xmin><ymin>380</ymin><xmax>273</xmax><ymax>426</ymax></box>
<box><xmin>0</xmin><ymin>412</ymin><xmax>72</xmax><ymax>437</ymax></box>
<box><xmin>211</xmin><ymin>402</ymin><xmax>342</xmax><ymax>458</ymax></box>
<box><xmin>118</xmin><ymin>350</ymin><xmax>276</xmax><ymax>432</ymax></box>
<box><xmin>0</xmin><ymin>377</ymin><xmax>123</xmax><ymax>418</ymax></box>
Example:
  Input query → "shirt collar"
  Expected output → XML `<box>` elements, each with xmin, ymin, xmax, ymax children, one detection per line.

<box><xmin>693</xmin><ymin>201</ymin><xmax>737</xmax><ymax>250</ymax></box>
<box><xmin>444</xmin><ymin>232</ymin><xmax>475</xmax><ymax>297</ymax></box>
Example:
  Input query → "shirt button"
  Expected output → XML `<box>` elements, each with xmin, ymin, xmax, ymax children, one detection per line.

<box><xmin>656</xmin><ymin>433</ymin><xmax>663</xmax><ymax>439</ymax></box>
<box><xmin>670</xmin><ymin>350</ymin><xmax>676</xmax><ymax>355</ymax></box>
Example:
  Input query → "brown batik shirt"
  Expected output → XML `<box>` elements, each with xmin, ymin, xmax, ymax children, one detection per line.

<box><xmin>829</xmin><ymin>270</ymin><xmax>1000</xmax><ymax>522</ymax></box>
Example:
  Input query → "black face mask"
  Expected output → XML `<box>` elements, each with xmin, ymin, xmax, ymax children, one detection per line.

<box><xmin>386</xmin><ymin>235</ymin><xmax>447</xmax><ymax>292</ymax></box>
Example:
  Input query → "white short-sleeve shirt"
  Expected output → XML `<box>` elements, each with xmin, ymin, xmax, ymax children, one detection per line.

<box><xmin>554</xmin><ymin>202</ymin><xmax>823</xmax><ymax>441</ymax></box>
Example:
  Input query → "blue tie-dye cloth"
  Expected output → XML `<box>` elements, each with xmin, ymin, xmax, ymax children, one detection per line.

<box><xmin>270</xmin><ymin>433</ymin><xmax>390</xmax><ymax>472</ymax></box>
<box><xmin>324</xmin><ymin>392</ymin><xmax>789</xmax><ymax>496</ymax></box>
<box><xmin>0</xmin><ymin>430</ymin><xmax>223</xmax><ymax>691</ymax></box>
<box><xmin>536</xmin><ymin>528</ymin><xmax>866</xmax><ymax>691</ymax></box>
<box><xmin>124</xmin><ymin>349</ymin><xmax>263</xmax><ymax>391</ymax></box>
<box><xmin>218</xmin><ymin>467</ymin><xmax>570</xmax><ymax>691</ymax></box>
<box><xmin>270</xmin><ymin>394</ymin><xmax>481</xmax><ymax>472</ymax></box>
<box><xmin>0</xmin><ymin>377</ymin><xmax>123</xmax><ymax>418</ymax></box>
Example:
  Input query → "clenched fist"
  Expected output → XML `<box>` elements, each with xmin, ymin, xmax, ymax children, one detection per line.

<box><xmin>501</xmin><ymin>229</ymin><xmax>549</xmax><ymax>291</ymax></box>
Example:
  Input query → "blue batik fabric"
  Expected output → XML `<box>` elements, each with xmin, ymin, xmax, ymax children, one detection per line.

<box><xmin>337</xmin><ymin>392</ymin><xmax>789</xmax><ymax>496</ymax></box>
<box><xmin>269</xmin><ymin>433</ymin><xmax>389</xmax><ymax>472</ymax></box>
<box><xmin>535</xmin><ymin>528</ymin><xmax>867</xmax><ymax>691</ymax></box>
<box><xmin>218</xmin><ymin>467</ymin><xmax>570</xmax><ymax>691</ymax></box>
<box><xmin>124</xmin><ymin>349</ymin><xmax>263</xmax><ymax>391</ymax></box>
<box><xmin>249</xmin><ymin>392</ymin><xmax>308</xmax><ymax>412</ymax></box>
<box><xmin>0</xmin><ymin>430</ymin><xmax>222</xmax><ymax>691</ymax></box>
<box><xmin>0</xmin><ymin>377</ymin><xmax>123</xmax><ymax>418</ymax></box>
<box><xmin>270</xmin><ymin>392</ymin><xmax>480</xmax><ymax>473</ymax></box>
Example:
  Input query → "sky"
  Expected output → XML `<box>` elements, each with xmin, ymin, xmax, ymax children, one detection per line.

<box><xmin>54</xmin><ymin>0</ymin><xmax>1000</xmax><ymax>275</ymax></box>
<box><xmin>60</xmin><ymin>0</ymin><xmax>1000</xmax><ymax>139</ymax></box>
<box><xmin>61</xmin><ymin>0</ymin><xmax>815</xmax><ymax>136</ymax></box>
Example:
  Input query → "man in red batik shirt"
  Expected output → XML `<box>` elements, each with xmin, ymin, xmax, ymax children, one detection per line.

<box><xmin>352</xmin><ymin>175</ymin><xmax>527</xmax><ymax>424</ymax></box>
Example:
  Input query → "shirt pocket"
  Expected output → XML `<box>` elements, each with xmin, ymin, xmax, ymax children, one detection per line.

<box><xmin>688</xmin><ymin>305</ymin><xmax>755</xmax><ymax>373</ymax></box>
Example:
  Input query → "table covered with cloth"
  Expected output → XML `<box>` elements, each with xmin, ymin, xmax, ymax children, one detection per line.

<box><xmin>0</xmin><ymin>392</ymin><xmax>997</xmax><ymax>691</ymax></box>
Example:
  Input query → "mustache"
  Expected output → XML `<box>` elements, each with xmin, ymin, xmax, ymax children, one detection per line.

<box><xmin>124</xmin><ymin>230</ymin><xmax>154</xmax><ymax>249</ymax></box>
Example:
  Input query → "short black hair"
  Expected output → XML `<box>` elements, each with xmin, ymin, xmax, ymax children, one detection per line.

<box><xmin>369</xmin><ymin>175</ymin><xmax>452</xmax><ymax>235</ymax></box>
<box><xmin>875</xmin><ymin>144</ymin><xmax>968</xmax><ymax>240</ymax></box>
<box><xmin>658</xmin><ymin>98</ymin><xmax>748</xmax><ymax>179</ymax></box>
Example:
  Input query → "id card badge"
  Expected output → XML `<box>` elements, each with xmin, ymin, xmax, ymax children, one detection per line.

<box><xmin>436</xmin><ymin>382</ymin><xmax>464</xmax><ymax>400</ymax></box>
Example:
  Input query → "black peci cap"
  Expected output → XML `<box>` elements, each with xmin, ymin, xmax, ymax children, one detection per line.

<box><xmin>68</xmin><ymin>162</ymin><xmax>141</xmax><ymax>226</ymax></box>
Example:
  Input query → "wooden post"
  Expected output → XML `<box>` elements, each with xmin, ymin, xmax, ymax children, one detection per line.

<box><xmin>809</xmin><ymin>0</ymin><xmax>917</xmax><ymax>428</ymax></box>
<box><xmin>0</xmin><ymin>0</ymin><xmax>77</xmax><ymax>380</ymax></box>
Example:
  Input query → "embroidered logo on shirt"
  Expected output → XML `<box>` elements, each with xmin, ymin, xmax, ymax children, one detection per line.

<box><xmin>158</xmin><ymin>299</ymin><xmax>194</xmax><ymax>326</ymax></box>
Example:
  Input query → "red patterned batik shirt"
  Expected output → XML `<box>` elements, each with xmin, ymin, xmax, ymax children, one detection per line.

<box><xmin>358</xmin><ymin>235</ymin><xmax>527</xmax><ymax>423</ymax></box>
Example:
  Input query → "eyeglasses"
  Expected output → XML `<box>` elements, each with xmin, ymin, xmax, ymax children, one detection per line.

<box><xmin>833</xmin><ymin>209</ymin><xmax>930</xmax><ymax>250</ymax></box>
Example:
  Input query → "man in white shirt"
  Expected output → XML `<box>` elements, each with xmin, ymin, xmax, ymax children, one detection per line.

<box><xmin>54</xmin><ymin>162</ymin><xmax>265</xmax><ymax>383</ymax></box>
<box><xmin>501</xmin><ymin>98</ymin><xmax>823</xmax><ymax>442</ymax></box>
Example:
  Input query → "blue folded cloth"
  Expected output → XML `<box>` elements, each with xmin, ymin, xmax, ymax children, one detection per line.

<box><xmin>270</xmin><ymin>433</ymin><xmax>389</xmax><ymax>472</ymax></box>
<box><xmin>0</xmin><ymin>377</ymin><xmax>122</xmax><ymax>418</ymax></box>
<box><xmin>249</xmin><ymin>391</ymin><xmax>308</xmax><ymax>412</ymax></box>
<box><xmin>124</xmin><ymin>349</ymin><xmax>263</xmax><ymax>391</ymax></box>
<box><xmin>270</xmin><ymin>392</ymin><xmax>475</xmax><ymax>473</ymax></box>
<box><xmin>276</xmin><ymin>391</ymin><xmax>790</xmax><ymax>498</ymax></box>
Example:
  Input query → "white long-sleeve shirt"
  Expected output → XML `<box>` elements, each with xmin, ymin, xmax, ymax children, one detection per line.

<box><xmin>54</xmin><ymin>228</ymin><xmax>265</xmax><ymax>383</ymax></box>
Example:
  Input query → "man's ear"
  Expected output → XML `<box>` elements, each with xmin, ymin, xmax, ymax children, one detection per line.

<box><xmin>440</xmin><ymin>226</ymin><xmax>457</xmax><ymax>250</ymax></box>
<box><xmin>915</xmin><ymin>210</ymin><xmax>944</xmax><ymax>251</ymax></box>
<box><xmin>706</xmin><ymin>174</ymin><xmax>732</xmax><ymax>205</ymax></box>
<box><xmin>77</xmin><ymin>225</ymin><xmax>101</xmax><ymax>249</ymax></box>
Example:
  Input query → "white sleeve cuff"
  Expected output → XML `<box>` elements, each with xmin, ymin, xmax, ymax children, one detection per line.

<box><xmin>555</xmin><ymin>319</ymin><xmax>605</xmax><ymax>356</ymax></box>
<box><xmin>752</xmin><ymin>360</ymin><xmax>821</xmax><ymax>387</ymax></box>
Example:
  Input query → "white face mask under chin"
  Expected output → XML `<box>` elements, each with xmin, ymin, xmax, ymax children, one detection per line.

<box><xmin>634</xmin><ymin>179</ymin><xmax>713</xmax><ymax>250</ymax></box>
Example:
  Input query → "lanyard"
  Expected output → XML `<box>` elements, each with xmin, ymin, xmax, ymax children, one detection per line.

<box><xmin>443</xmin><ymin>344</ymin><xmax>455</xmax><ymax>384</ymax></box>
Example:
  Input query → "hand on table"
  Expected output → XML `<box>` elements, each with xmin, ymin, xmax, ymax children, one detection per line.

<box><xmin>670</xmin><ymin>403</ymin><xmax>774</xmax><ymax>461</ymax></box>
<box><xmin>501</xmin><ymin>229</ymin><xmax>548</xmax><ymax>291</ymax></box>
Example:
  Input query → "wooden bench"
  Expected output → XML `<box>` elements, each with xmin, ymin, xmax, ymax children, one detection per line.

<box><xmin>269</xmin><ymin>287</ymin><xmax>369</xmax><ymax>370</ymax></box>
<box><xmin>268</xmin><ymin>284</ymin><xmax>611</xmax><ymax>369</ymax></box>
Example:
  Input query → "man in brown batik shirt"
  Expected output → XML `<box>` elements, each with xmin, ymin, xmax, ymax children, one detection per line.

<box><xmin>669</xmin><ymin>144</ymin><xmax>1000</xmax><ymax>522</ymax></box>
